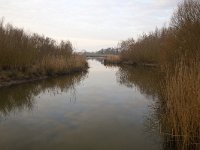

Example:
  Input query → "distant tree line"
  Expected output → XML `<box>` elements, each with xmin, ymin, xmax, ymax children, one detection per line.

<box><xmin>96</xmin><ymin>47</ymin><xmax>119</xmax><ymax>55</ymax></box>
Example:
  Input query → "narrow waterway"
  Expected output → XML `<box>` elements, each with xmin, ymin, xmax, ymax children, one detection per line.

<box><xmin>0</xmin><ymin>59</ymin><xmax>161</xmax><ymax>150</ymax></box>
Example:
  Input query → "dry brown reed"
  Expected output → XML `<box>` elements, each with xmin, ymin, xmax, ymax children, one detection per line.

<box><xmin>104</xmin><ymin>55</ymin><xmax>121</xmax><ymax>64</ymax></box>
<box><xmin>118</xmin><ymin>0</ymin><xmax>200</xmax><ymax>148</ymax></box>
<box><xmin>159</xmin><ymin>59</ymin><xmax>200</xmax><ymax>149</ymax></box>
<box><xmin>119</xmin><ymin>0</ymin><xmax>200</xmax><ymax>66</ymax></box>
<box><xmin>0</xmin><ymin>19</ymin><xmax>87</xmax><ymax>81</ymax></box>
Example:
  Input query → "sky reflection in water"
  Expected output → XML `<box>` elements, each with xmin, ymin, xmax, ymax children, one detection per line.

<box><xmin>0</xmin><ymin>59</ymin><xmax>161</xmax><ymax>150</ymax></box>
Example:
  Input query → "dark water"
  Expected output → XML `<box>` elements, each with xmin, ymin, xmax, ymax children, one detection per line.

<box><xmin>0</xmin><ymin>59</ymin><xmax>161</xmax><ymax>150</ymax></box>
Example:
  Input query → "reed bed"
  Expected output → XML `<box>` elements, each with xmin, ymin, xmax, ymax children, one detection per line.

<box><xmin>117</xmin><ymin>0</ymin><xmax>200</xmax><ymax>148</ymax></box>
<box><xmin>0</xmin><ymin>19</ymin><xmax>87</xmax><ymax>82</ymax></box>
<box><xmin>159</xmin><ymin>60</ymin><xmax>200</xmax><ymax>149</ymax></box>
<box><xmin>118</xmin><ymin>0</ymin><xmax>200</xmax><ymax>67</ymax></box>
<box><xmin>104</xmin><ymin>55</ymin><xmax>121</xmax><ymax>64</ymax></box>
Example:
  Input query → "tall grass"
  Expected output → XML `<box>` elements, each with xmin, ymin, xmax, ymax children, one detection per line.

<box><xmin>104</xmin><ymin>55</ymin><xmax>121</xmax><ymax>64</ymax></box>
<box><xmin>0</xmin><ymin>19</ymin><xmax>87</xmax><ymax>81</ymax></box>
<box><xmin>162</xmin><ymin>1</ymin><xmax>200</xmax><ymax>146</ymax></box>
<box><xmin>158</xmin><ymin>59</ymin><xmax>200</xmax><ymax>149</ymax></box>
<box><xmin>118</xmin><ymin>0</ymin><xmax>200</xmax><ymax>148</ymax></box>
<box><xmin>119</xmin><ymin>0</ymin><xmax>200</xmax><ymax>66</ymax></box>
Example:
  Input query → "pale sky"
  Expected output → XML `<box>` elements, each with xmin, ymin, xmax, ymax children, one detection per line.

<box><xmin>0</xmin><ymin>0</ymin><xmax>181</xmax><ymax>51</ymax></box>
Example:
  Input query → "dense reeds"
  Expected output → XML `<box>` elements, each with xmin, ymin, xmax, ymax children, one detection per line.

<box><xmin>118</xmin><ymin>0</ymin><xmax>200</xmax><ymax>148</ymax></box>
<box><xmin>160</xmin><ymin>60</ymin><xmax>200</xmax><ymax>149</ymax></box>
<box><xmin>161</xmin><ymin>1</ymin><xmax>200</xmax><ymax>148</ymax></box>
<box><xmin>104</xmin><ymin>55</ymin><xmax>121</xmax><ymax>64</ymax></box>
<box><xmin>119</xmin><ymin>0</ymin><xmax>200</xmax><ymax>66</ymax></box>
<box><xmin>0</xmin><ymin>19</ymin><xmax>87</xmax><ymax>82</ymax></box>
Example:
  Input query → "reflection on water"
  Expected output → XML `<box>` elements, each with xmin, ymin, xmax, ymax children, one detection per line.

<box><xmin>0</xmin><ymin>59</ymin><xmax>161</xmax><ymax>150</ymax></box>
<box><xmin>116</xmin><ymin>65</ymin><xmax>163</xmax><ymax>145</ymax></box>
<box><xmin>1</xmin><ymin>59</ymin><xmax>198</xmax><ymax>149</ymax></box>
<box><xmin>116</xmin><ymin>65</ymin><xmax>200</xmax><ymax>149</ymax></box>
<box><xmin>116</xmin><ymin>65</ymin><xmax>161</xmax><ymax>97</ymax></box>
<box><xmin>0</xmin><ymin>72</ymin><xmax>88</xmax><ymax>116</ymax></box>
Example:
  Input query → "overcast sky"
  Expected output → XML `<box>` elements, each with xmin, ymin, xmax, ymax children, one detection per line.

<box><xmin>0</xmin><ymin>0</ymin><xmax>181</xmax><ymax>51</ymax></box>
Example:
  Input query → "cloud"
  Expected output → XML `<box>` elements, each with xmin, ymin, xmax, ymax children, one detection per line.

<box><xmin>0</xmin><ymin>0</ymin><xmax>181</xmax><ymax>51</ymax></box>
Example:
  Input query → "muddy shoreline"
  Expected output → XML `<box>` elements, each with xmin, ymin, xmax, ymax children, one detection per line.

<box><xmin>0</xmin><ymin>69</ymin><xmax>88</xmax><ymax>88</ymax></box>
<box><xmin>0</xmin><ymin>76</ymin><xmax>48</xmax><ymax>87</ymax></box>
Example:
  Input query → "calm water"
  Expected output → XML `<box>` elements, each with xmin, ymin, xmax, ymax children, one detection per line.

<box><xmin>0</xmin><ymin>59</ymin><xmax>161</xmax><ymax>150</ymax></box>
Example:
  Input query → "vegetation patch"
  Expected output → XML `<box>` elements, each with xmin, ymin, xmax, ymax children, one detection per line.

<box><xmin>115</xmin><ymin>0</ymin><xmax>200</xmax><ymax>148</ymax></box>
<box><xmin>0</xmin><ymin>19</ymin><xmax>88</xmax><ymax>86</ymax></box>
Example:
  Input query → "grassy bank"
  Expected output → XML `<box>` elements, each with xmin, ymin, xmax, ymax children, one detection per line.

<box><xmin>115</xmin><ymin>0</ymin><xmax>200</xmax><ymax>148</ymax></box>
<box><xmin>0</xmin><ymin>19</ymin><xmax>88</xmax><ymax>86</ymax></box>
<box><xmin>118</xmin><ymin>0</ymin><xmax>200</xmax><ymax>67</ymax></box>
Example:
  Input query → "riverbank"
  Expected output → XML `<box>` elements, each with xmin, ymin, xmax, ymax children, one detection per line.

<box><xmin>104</xmin><ymin>55</ymin><xmax>158</xmax><ymax>67</ymax></box>
<box><xmin>104</xmin><ymin>1</ymin><xmax>200</xmax><ymax>147</ymax></box>
<box><xmin>0</xmin><ymin>65</ymin><xmax>88</xmax><ymax>87</ymax></box>
<box><xmin>0</xmin><ymin>19</ymin><xmax>88</xmax><ymax>87</ymax></box>
<box><xmin>0</xmin><ymin>54</ymin><xmax>88</xmax><ymax>87</ymax></box>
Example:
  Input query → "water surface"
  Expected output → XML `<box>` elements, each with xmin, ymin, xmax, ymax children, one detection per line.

<box><xmin>0</xmin><ymin>59</ymin><xmax>161</xmax><ymax>150</ymax></box>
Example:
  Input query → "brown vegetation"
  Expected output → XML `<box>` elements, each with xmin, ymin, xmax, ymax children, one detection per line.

<box><xmin>118</xmin><ymin>0</ymin><xmax>200</xmax><ymax>148</ymax></box>
<box><xmin>0</xmin><ymin>19</ymin><xmax>88</xmax><ymax>84</ymax></box>
<box><xmin>119</xmin><ymin>0</ymin><xmax>200</xmax><ymax>67</ymax></box>
<box><xmin>104</xmin><ymin>55</ymin><xmax>121</xmax><ymax>64</ymax></box>
<box><xmin>161</xmin><ymin>1</ymin><xmax>200</xmax><ymax>148</ymax></box>
<box><xmin>161</xmin><ymin>60</ymin><xmax>200</xmax><ymax>149</ymax></box>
